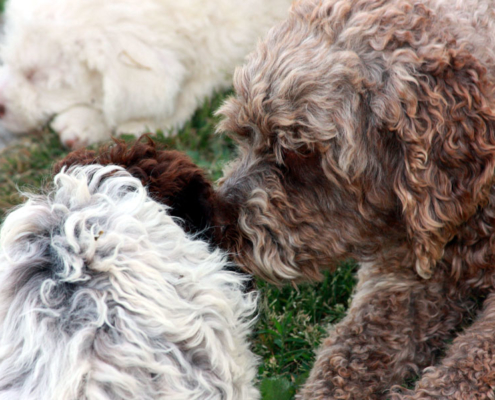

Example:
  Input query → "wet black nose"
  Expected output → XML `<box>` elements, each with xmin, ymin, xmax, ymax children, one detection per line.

<box><xmin>0</xmin><ymin>104</ymin><xmax>6</xmax><ymax>118</ymax></box>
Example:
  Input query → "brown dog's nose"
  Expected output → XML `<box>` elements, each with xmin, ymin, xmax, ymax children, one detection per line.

<box><xmin>0</xmin><ymin>104</ymin><xmax>6</xmax><ymax>118</ymax></box>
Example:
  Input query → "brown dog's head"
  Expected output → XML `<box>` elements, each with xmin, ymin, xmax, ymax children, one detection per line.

<box><xmin>55</xmin><ymin>137</ymin><xmax>220</xmax><ymax>244</ymax></box>
<box><xmin>216</xmin><ymin>0</ymin><xmax>495</xmax><ymax>284</ymax></box>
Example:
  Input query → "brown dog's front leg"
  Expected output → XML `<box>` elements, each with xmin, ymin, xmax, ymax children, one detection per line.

<box><xmin>299</xmin><ymin>264</ymin><xmax>469</xmax><ymax>400</ymax></box>
<box><xmin>391</xmin><ymin>292</ymin><xmax>495</xmax><ymax>400</ymax></box>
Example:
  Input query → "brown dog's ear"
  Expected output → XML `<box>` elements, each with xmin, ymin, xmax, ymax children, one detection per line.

<box><xmin>375</xmin><ymin>47</ymin><xmax>495</xmax><ymax>279</ymax></box>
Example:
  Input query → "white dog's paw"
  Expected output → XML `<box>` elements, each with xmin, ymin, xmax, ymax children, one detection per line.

<box><xmin>116</xmin><ymin>120</ymin><xmax>160</xmax><ymax>137</ymax></box>
<box><xmin>51</xmin><ymin>107</ymin><xmax>111</xmax><ymax>149</ymax></box>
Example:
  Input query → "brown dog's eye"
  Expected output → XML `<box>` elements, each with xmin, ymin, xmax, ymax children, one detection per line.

<box><xmin>233</xmin><ymin>125</ymin><xmax>258</xmax><ymax>143</ymax></box>
<box><xmin>280</xmin><ymin>145</ymin><xmax>314</xmax><ymax>166</ymax></box>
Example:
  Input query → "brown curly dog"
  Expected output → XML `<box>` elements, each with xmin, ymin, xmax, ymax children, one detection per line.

<box><xmin>215</xmin><ymin>0</ymin><xmax>495</xmax><ymax>398</ymax></box>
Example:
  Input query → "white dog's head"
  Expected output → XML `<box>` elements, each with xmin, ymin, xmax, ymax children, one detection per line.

<box><xmin>0</xmin><ymin>164</ymin><xmax>259</xmax><ymax>400</ymax></box>
<box><xmin>0</xmin><ymin>0</ymin><xmax>185</xmax><ymax>147</ymax></box>
<box><xmin>0</xmin><ymin>3</ymin><xmax>100</xmax><ymax>135</ymax></box>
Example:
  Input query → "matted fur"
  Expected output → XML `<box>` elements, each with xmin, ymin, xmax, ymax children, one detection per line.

<box><xmin>0</xmin><ymin>165</ymin><xmax>259</xmax><ymax>399</ymax></box>
<box><xmin>0</xmin><ymin>0</ymin><xmax>292</xmax><ymax>148</ymax></box>
<box><xmin>216</xmin><ymin>0</ymin><xmax>495</xmax><ymax>398</ymax></box>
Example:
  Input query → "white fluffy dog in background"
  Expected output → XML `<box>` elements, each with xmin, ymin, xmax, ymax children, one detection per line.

<box><xmin>0</xmin><ymin>164</ymin><xmax>259</xmax><ymax>399</ymax></box>
<box><xmin>0</xmin><ymin>0</ymin><xmax>292</xmax><ymax>148</ymax></box>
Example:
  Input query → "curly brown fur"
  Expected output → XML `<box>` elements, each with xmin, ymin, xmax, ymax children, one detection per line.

<box><xmin>55</xmin><ymin>137</ymin><xmax>220</xmax><ymax>243</ymax></box>
<box><xmin>216</xmin><ymin>0</ymin><xmax>495</xmax><ymax>398</ymax></box>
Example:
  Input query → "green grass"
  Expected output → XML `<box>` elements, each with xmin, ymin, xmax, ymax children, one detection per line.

<box><xmin>255</xmin><ymin>261</ymin><xmax>357</xmax><ymax>396</ymax></box>
<box><xmin>0</xmin><ymin>92</ymin><xmax>357</xmax><ymax>399</ymax></box>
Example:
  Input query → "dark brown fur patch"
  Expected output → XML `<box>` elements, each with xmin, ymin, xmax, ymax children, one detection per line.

<box><xmin>55</xmin><ymin>137</ymin><xmax>220</xmax><ymax>243</ymax></box>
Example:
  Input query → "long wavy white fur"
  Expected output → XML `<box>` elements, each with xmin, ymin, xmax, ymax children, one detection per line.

<box><xmin>0</xmin><ymin>165</ymin><xmax>259</xmax><ymax>400</ymax></box>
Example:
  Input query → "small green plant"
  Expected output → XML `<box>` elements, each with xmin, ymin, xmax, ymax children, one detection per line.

<box><xmin>260</xmin><ymin>377</ymin><xmax>296</xmax><ymax>400</ymax></box>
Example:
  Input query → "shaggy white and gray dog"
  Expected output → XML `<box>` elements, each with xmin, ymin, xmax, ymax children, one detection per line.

<box><xmin>0</xmin><ymin>0</ymin><xmax>292</xmax><ymax>148</ymax></box>
<box><xmin>0</xmin><ymin>164</ymin><xmax>259</xmax><ymax>399</ymax></box>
